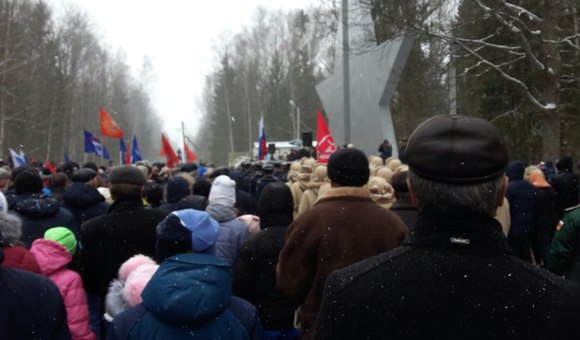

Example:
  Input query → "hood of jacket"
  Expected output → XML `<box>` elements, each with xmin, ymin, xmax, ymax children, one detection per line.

<box><xmin>506</xmin><ymin>161</ymin><xmax>526</xmax><ymax>181</ymax></box>
<box><xmin>29</xmin><ymin>238</ymin><xmax>71</xmax><ymax>276</ymax></box>
<box><xmin>63</xmin><ymin>183</ymin><xmax>105</xmax><ymax>208</ymax></box>
<box><xmin>141</xmin><ymin>253</ymin><xmax>232</xmax><ymax>325</ymax></box>
<box><xmin>206</xmin><ymin>202</ymin><xmax>237</xmax><ymax>222</ymax></box>
<box><xmin>258</xmin><ymin>182</ymin><xmax>293</xmax><ymax>228</ymax></box>
<box><xmin>13</xmin><ymin>194</ymin><xmax>60</xmax><ymax>218</ymax></box>
<box><xmin>105</xmin><ymin>279</ymin><xmax>129</xmax><ymax>319</ymax></box>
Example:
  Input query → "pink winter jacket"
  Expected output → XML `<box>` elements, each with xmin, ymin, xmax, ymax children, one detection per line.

<box><xmin>30</xmin><ymin>239</ymin><xmax>96</xmax><ymax>340</ymax></box>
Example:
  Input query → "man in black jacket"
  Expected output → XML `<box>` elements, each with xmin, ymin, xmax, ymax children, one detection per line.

<box><xmin>551</xmin><ymin>156</ymin><xmax>579</xmax><ymax>214</ymax></box>
<box><xmin>315</xmin><ymin>114</ymin><xmax>580</xmax><ymax>339</ymax></box>
<box><xmin>0</xmin><ymin>231</ymin><xmax>71</xmax><ymax>339</ymax></box>
<box><xmin>79</xmin><ymin>165</ymin><xmax>168</xmax><ymax>337</ymax></box>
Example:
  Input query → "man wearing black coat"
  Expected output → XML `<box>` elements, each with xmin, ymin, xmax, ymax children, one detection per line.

<box><xmin>79</xmin><ymin>165</ymin><xmax>168</xmax><ymax>337</ymax></box>
<box><xmin>315</xmin><ymin>114</ymin><xmax>580</xmax><ymax>339</ymax></box>
<box><xmin>0</xmin><ymin>231</ymin><xmax>71</xmax><ymax>339</ymax></box>
<box><xmin>551</xmin><ymin>156</ymin><xmax>579</xmax><ymax>214</ymax></box>
<box><xmin>234</xmin><ymin>182</ymin><xmax>298</xmax><ymax>335</ymax></box>
<box><xmin>9</xmin><ymin>168</ymin><xmax>75</xmax><ymax>246</ymax></box>
<box><xmin>61</xmin><ymin>168</ymin><xmax>109</xmax><ymax>229</ymax></box>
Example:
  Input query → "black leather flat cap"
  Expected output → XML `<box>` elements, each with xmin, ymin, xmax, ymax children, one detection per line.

<box><xmin>406</xmin><ymin>114</ymin><xmax>509</xmax><ymax>184</ymax></box>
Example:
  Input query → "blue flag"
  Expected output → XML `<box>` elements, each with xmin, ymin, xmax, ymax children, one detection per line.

<box><xmin>84</xmin><ymin>130</ymin><xmax>107</xmax><ymax>158</ymax></box>
<box><xmin>64</xmin><ymin>152</ymin><xmax>70</xmax><ymax>163</ymax></box>
<box><xmin>120</xmin><ymin>138</ymin><xmax>127</xmax><ymax>163</ymax></box>
<box><xmin>9</xmin><ymin>148</ymin><xmax>26</xmax><ymax>167</ymax></box>
<box><xmin>131</xmin><ymin>135</ymin><xmax>142</xmax><ymax>163</ymax></box>
<box><xmin>103</xmin><ymin>146</ymin><xmax>110</xmax><ymax>160</ymax></box>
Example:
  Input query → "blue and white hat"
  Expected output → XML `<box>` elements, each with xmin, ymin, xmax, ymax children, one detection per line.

<box><xmin>155</xmin><ymin>209</ymin><xmax>219</xmax><ymax>261</ymax></box>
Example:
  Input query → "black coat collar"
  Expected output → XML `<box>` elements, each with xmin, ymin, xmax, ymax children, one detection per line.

<box><xmin>404</xmin><ymin>211</ymin><xmax>513</xmax><ymax>255</ymax></box>
<box><xmin>108</xmin><ymin>196</ymin><xmax>144</xmax><ymax>213</ymax></box>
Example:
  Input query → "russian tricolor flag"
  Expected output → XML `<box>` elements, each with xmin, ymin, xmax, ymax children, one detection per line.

<box><xmin>258</xmin><ymin>116</ymin><xmax>267</xmax><ymax>160</ymax></box>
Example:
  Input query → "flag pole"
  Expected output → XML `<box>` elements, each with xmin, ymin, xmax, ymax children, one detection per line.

<box><xmin>182</xmin><ymin>121</ymin><xmax>186</xmax><ymax>163</ymax></box>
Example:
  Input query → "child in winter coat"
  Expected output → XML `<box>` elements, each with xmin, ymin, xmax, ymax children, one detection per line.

<box><xmin>30</xmin><ymin>226</ymin><xmax>95</xmax><ymax>340</ymax></box>
<box><xmin>104</xmin><ymin>254</ymin><xmax>158</xmax><ymax>322</ymax></box>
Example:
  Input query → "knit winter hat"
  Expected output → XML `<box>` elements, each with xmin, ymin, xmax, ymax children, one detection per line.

<box><xmin>109</xmin><ymin>165</ymin><xmax>147</xmax><ymax>186</ymax></box>
<box><xmin>165</xmin><ymin>176</ymin><xmax>190</xmax><ymax>203</ymax></box>
<box><xmin>14</xmin><ymin>169</ymin><xmax>43</xmax><ymax>194</ymax></box>
<box><xmin>0</xmin><ymin>212</ymin><xmax>22</xmax><ymax>245</ymax></box>
<box><xmin>327</xmin><ymin>148</ymin><xmax>370</xmax><ymax>187</ymax></box>
<box><xmin>155</xmin><ymin>209</ymin><xmax>219</xmax><ymax>262</ymax></box>
<box><xmin>208</xmin><ymin>175</ymin><xmax>236</xmax><ymax>207</ymax></box>
<box><xmin>44</xmin><ymin>227</ymin><xmax>77</xmax><ymax>255</ymax></box>
<box><xmin>556</xmin><ymin>156</ymin><xmax>573</xmax><ymax>172</ymax></box>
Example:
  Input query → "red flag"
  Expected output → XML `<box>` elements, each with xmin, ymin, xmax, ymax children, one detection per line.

<box><xmin>161</xmin><ymin>133</ymin><xmax>180</xmax><ymax>168</ymax></box>
<box><xmin>316</xmin><ymin>111</ymin><xmax>337</xmax><ymax>163</ymax></box>
<box><xmin>44</xmin><ymin>160</ymin><xmax>57</xmax><ymax>174</ymax></box>
<box><xmin>184</xmin><ymin>143</ymin><xmax>197</xmax><ymax>162</ymax></box>
<box><xmin>100</xmin><ymin>108</ymin><xmax>123</xmax><ymax>138</ymax></box>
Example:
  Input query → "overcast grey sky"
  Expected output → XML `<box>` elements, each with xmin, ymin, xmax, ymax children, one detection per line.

<box><xmin>49</xmin><ymin>0</ymin><xmax>317</xmax><ymax>143</ymax></box>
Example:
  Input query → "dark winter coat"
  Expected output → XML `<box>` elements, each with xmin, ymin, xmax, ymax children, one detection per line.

<box><xmin>106</xmin><ymin>253</ymin><xmax>263</xmax><ymax>340</ymax></box>
<box><xmin>389</xmin><ymin>194</ymin><xmax>418</xmax><ymax>229</ymax></box>
<box><xmin>314</xmin><ymin>211</ymin><xmax>580</xmax><ymax>340</ymax></box>
<box><xmin>277</xmin><ymin>186</ymin><xmax>408</xmax><ymax>340</ymax></box>
<box><xmin>254</xmin><ymin>174</ymin><xmax>281</xmax><ymax>201</ymax></box>
<box><xmin>61</xmin><ymin>183</ymin><xmax>109</xmax><ymax>229</ymax></box>
<box><xmin>236</xmin><ymin>189</ymin><xmax>257</xmax><ymax>216</ymax></box>
<box><xmin>79</xmin><ymin>197</ymin><xmax>168</xmax><ymax>301</ymax></box>
<box><xmin>0</xmin><ymin>251</ymin><xmax>71</xmax><ymax>339</ymax></box>
<box><xmin>158</xmin><ymin>195</ymin><xmax>207</xmax><ymax>212</ymax></box>
<box><xmin>10</xmin><ymin>193</ymin><xmax>75</xmax><ymax>247</ymax></box>
<box><xmin>234</xmin><ymin>182</ymin><xmax>296</xmax><ymax>330</ymax></box>
<box><xmin>506</xmin><ymin>161</ymin><xmax>536</xmax><ymax>237</ymax></box>
<box><xmin>533</xmin><ymin>187</ymin><xmax>560</xmax><ymax>234</ymax></box>
<box><xmin>551</xmin><ymin>172</ymin><xmax>579</xmax><ymax>213</ymax></box>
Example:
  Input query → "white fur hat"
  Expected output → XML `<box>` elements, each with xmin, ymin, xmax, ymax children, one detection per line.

<box><xmin>209</xmin><ymin>175</ymin><xmax>236</xmax><ymax>207</ymax></box>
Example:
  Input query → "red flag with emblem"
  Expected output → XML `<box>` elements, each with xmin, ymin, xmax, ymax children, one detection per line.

<box><xmin>100</xmin><ymin>108</ymin><xmax>123</xmax><ymax>138</ymax></box>
<box><xmin>316</xmin><ymin>111</ymin><xmax>337</xmax><ymax>163</ymax></box>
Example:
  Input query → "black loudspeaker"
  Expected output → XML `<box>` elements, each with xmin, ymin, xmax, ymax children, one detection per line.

<box><xmin>268</xmin><ymin>143</ymin><xmax>276</xmax><ymax>154</ymax></box>
<box><xmin>302</xmin><ymin>132</ymin><xmax>313</xmax><ymax>148</ymax></box>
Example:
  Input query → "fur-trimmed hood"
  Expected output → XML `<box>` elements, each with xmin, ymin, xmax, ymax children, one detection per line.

<box><xmin>315</xmin><ymin>186</ymin><xmax>372</xmax><ymax>205</ymax></box>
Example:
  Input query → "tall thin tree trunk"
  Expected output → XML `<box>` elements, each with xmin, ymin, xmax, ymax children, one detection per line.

<box><xmin>541</xmin><ymin>0</ymin><xmax>562</xmax><ymax>161</ymax></box>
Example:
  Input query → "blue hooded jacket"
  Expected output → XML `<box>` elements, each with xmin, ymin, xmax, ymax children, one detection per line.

<box><xmin>107</xmin><ymin>253</ymin><xmax>263</xmax><ymax>340</ymax></box>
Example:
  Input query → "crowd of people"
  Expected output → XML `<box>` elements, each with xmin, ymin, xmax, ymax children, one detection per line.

<box><xmin>1</xmin><ymin>114</ymin><xmax>580</xmax><ymax>339</ymax></box>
